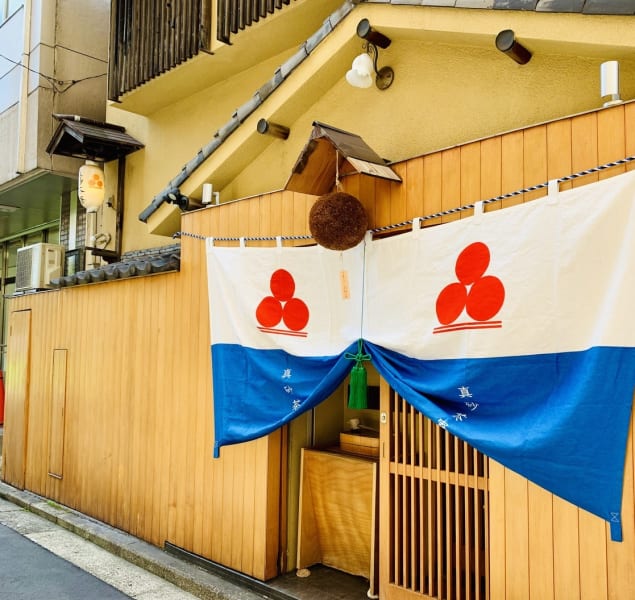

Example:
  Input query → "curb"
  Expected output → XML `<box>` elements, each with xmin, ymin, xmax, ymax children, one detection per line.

<box><xmin>0</xmin><ymin>480</ymin><xmax>270</xmax><ymax>600</ymax></box>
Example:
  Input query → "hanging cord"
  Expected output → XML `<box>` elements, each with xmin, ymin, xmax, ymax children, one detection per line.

<box><xmin>175</xmin><ymin>154</ymin><xmax>635</xmax><ymax>242</ymax></box>
<box><xmin>174</xmin><ymin>232</ymin><xmax>312</xmax><ymax>241</ymax></box>
<box><xmin>344</xmin><ymin>339</ymin><xmax>371</xmax><ymax>365</ymax></box>
<box><xmin>371</xmin><ymin>155</ymin><xmax>635</xmax><ymax>234</ymax></box>
<box><xmin>343</xmin><ymin>238</ymin><xmax>371</xmax><ymax>409</ymax></box>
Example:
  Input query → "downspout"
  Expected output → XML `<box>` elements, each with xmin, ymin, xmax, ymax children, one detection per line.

<box><xmin>115</xmin><ymin>156</ymin><xmax>125</xmax><ymax>258</ymax></box>
<box><xmin>16</xmin><ymin>0</ymin><xmax>33</xmax><ymax>174</ymax></box>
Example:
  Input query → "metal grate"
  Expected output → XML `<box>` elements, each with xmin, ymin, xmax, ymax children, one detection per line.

<box><xmin>15</xmin><ymin>246</ymin><xmax>33</xmax><ymax>291</ymax></box>
<box><xmin>387</xmin><ymin>389</ymin><xmax>489</xmax><ymax>600</ymax></box>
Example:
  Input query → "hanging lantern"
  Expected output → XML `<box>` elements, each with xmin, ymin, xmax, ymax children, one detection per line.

<box><xmin>309</xmin><ymin>191</ymin><xmax>368</xmax><ymax>251</ymax></box>
<box><xmin>78</xmin><ymin>160</ymin><xmax>105</xmax><ymax>212</ymax></box>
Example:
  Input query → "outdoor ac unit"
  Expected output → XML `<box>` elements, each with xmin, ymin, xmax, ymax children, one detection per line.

<box><xmin>16</xmin><ymin>243</ymin><xmax>65</xmax><ymax>291</ymax></box>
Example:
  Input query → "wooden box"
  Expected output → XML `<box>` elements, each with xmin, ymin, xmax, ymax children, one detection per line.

<box><xmin>339</xmin><ymin>431</ymin><xmax>379</xmax><ymax>457</ymax></box>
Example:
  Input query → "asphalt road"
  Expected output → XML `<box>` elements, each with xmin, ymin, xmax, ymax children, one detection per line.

<box><xmin>0</xmin><ymin>521</ymin><xmax>131</xmax><ymax>599</ymax></box>
<box><xmin>0</xmin><ymin>498</ymin><xmax>199</xmax><ymax>600</ymax></box>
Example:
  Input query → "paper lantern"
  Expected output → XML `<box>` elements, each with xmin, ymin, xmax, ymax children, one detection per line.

<box><xmin>78</xmin><ymin>160</ymin><xmax>105</xmax><ymax>212</ymax></box>
<box><xmin>309</xmin><ymin>192</ymin><xmax>368</xmax><ymax>251</ymax></box>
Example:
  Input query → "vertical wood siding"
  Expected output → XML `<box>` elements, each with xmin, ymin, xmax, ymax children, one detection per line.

<box><xmin>380</xmin><ymin>384</ymin><xmax>489</xmax><ymax>600</ymax></box>
<box><xmin>7</xmin><ymin>256</ymin><xmax>282</xmax><ymax>580</ymax></box>
<box><xmin>5</xmin><ymin>103</ymin><xmax>635</xmax><ymax>594</ymax></box>
<box><xmin>108</xmin><ymin>0</ymin><xmax>207</xmax><ymax>101</ymax></box>
<box><xmin>108</xmin><ymin>1</ymin><xmax>293</xmax><ymax>100</ymax></box>
<box><xmin>217</xmin><ymin>0</ymin><xmax>292</xmax><ymax>44</ymax></box>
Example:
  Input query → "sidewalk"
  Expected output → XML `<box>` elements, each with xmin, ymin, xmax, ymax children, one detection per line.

<box><xmin>0</xmin><ymin>480</ymin><xmax>275</xmax><ymax>600</ymax></box>
<box><xmin>0</xmin><ymin>427</ymin><xmax>367</xmax><ymax>600</ymax></box>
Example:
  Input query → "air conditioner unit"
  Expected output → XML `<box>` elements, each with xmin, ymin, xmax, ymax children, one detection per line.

<box><xmin>16</xmin><ymin>243</ymin><xmax>65</xmax><ymax>291</ymax></box>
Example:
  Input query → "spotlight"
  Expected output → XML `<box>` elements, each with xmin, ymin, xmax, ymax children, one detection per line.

<box><xmin>256</xmin><ymin>119</ymin><xmax>290</xmax><ymax>140</ymax></box>
<box><xmin>166</xmin><ymin>189</ymin><xmax>189</xmax><ymax>209</ymax></box>
<box><xmin>356</xmin><ymin>18</ymin><xmax>391</xmax><ymax>50</ymax></box>
<box><xmin>495</xmin><ymin>30</ymin><xmax>532</xmax><ymax>65</ymax></box>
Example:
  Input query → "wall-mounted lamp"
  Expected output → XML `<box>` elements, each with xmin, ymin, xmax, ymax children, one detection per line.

<box><xmin>495</xmin><ymin>30</ymin><xmax>532</xmax><ymax>65</ymax></box>
<box><xmin>257</xmin><ymin>118</ymin><xmax>290</xmax><ymax>140</ymax></box>
<box><xmin>346</xmin><ymin>19</ymin><xmax>394</xmax><ymax>91</ymax></box>
<box><xmin>78</xmin><ymin>160</ymin><xmax>105</xmax><ymax>212</ymax></box>
<box><xmin>600</xmin><ymin>60</ymin><xmax>622</xmax><ymax>107</ymax></box>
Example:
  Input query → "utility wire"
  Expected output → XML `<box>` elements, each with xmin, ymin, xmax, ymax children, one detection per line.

<box><xmin>0</xmin><ymin>52</ymin><xmax>106</xmax><ymax>93</ymax></box>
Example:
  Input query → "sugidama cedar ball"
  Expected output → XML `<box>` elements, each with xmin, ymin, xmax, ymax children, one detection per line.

<box><xmin>308</xmin><ymin>192</ymin><xmax>368</xmax><ymax>251</ymax></box>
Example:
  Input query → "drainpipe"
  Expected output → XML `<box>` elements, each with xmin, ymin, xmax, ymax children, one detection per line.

<box><xmin>115</xmin><ymin>156</ymin><xmax>125</xmax><ymax>258</ymax></box>
<box><xmin>16</xmin><ymin>0</ymin><xmax>33</xmax><ymax>174</ymax></box>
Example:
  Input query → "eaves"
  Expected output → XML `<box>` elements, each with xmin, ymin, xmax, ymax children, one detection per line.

<box><xmin>139</xmin><ymin>0</ymin><xmax>635</xmax><ymax>224</ymax></box>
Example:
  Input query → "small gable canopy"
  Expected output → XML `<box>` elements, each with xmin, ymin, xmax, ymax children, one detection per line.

<box><xmin>285</xmin><ymin>121</ymin><xmax>401</xmax><ymax>196</ymax></box>
<box><xmin>46</xmin><ymin>114</ymin><xmax>144</xmax><ymax>162</ymax></box>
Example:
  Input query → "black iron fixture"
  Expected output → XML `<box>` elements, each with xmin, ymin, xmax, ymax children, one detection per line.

<box><xmin>346</xmin><ymin>19</ymin><xmax>394</xmax><ymax>91</ymax></box>
<box><xmin>356</xmin><ymin>18</ymin><xmax>391</xmax><ymax>50</ymax></box>
<box><xmin>495</xmin><ymin>30</ymin><xmax>532</xmax><ymax>65</ymax></box>
<box><xmin>165</xmin><ymin>189</ymin><xmax>189</xmax><ymax>209</ymax></box>
<box><xmin>257</xmin><ymin>119</ymin><xmax>290</xmax><ymax>140</ymax></box>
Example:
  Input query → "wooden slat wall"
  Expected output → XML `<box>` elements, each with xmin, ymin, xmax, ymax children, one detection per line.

<box><xmin>108</xmin><ymin>0</ymin><xmax>207</xmax><ymax>101</ymax></box>
<box><xmin>7</xmin><ymin>250</ymin><xmax>281</xmax><ymax>580</ymax></box>
<box><xmin>380</xmin><ymin>385</ymin><xmax>489</xmax><ymax>600</ymax></box>
<box><xmin>108</xmin><ymin>0</ymin><xmax>294</xmax><ymax>99</ymax></box>
<box><xmin>5</xmin><ymin>102</ymin><xmax>635</xmax><ymax>594</ymax></box>
<box><xmin>217</xmin><ymin>0</ymin><xmax>291</xmax><ymax>44</ymax></box>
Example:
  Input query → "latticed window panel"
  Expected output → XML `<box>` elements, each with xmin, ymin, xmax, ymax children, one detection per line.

<box><xmin>387</xmin><ymin>389</ymin><xmax>489</xmax><ymax>600</ymax></box>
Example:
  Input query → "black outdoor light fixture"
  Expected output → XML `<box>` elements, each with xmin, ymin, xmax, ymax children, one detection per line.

<box><xmin>356</xmin><ymin>18</ymin><xmax>392</xmax><ymax>50</ymax></box>
<box><xmin>257</xmin><ymin>118</ymin><xmax>290</xmax><ymax>140</ymax></box>
<box><xmin>495</xmin><ymin>29</ymin><xmax>532</xmax><ymax>65</ymax></box>
<box><xmin>346</xmin><ymin>18</ymin><xmax>394</xmax><ymax>90</ymax></box>
<box><xmin>166</xmin><ymin>188</ymin><xmax>189</xmax><ymax>209</ymax></box>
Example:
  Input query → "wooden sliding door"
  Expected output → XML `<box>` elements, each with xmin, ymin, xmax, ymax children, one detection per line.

<box><xmin>380</xmin><ymin>381</ymin><xmax>489</xmax><ymax>600</ymax></box>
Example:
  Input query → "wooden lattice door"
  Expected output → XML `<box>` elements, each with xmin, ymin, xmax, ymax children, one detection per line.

<box><xmin>379</xmin><ymin>380</ymin><xmax>489</xmax><ymax>600</ymax></box>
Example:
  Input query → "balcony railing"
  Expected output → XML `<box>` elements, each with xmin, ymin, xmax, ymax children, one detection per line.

<box><xmin>217</xmin><ymin>0</ymin><xmax>291</xmax><ymax>44</ymax></box>
<box><xmin>108</xmin><ymin>0</ymin><xmax>291</xmax><ymax>101</ymax></box>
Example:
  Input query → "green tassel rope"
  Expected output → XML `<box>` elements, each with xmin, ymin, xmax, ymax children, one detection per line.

<box><xmin>345</xmin><ymin>339</ymin><xmax>371</xmax><ymax>409</ymax></box>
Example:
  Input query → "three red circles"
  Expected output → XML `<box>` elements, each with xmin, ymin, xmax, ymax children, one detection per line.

<box><xmin>435</xmin><ymin>242</ymin><xmax>505</xmax><ymax>326</ymax></box>
<box><xmin>256</xmin><ymin>269</ymin><xmax>310</xmax><ymax>332</ymax></box>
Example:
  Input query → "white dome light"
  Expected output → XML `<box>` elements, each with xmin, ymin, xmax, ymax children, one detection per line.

<box><xmin>346</xmin><ymin>53</ymin><xmax>374</xmax><ymax>89</ymax></box>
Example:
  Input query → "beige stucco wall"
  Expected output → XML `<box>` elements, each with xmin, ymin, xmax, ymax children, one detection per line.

<box><xmin>107</xmin><ymin>5</ymin><xmax>635</xmax><ymax>249</ymax></box>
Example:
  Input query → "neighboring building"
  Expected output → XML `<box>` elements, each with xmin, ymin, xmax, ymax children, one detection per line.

<box><xmin>0</xmin><ymin>0</ymin><xmax>109</xmax><ymax>367</ymax></box>
<box><xmin>4</xmin><ymin>2</ymin><xmax>635</xmax><ymax>599</ymax></box>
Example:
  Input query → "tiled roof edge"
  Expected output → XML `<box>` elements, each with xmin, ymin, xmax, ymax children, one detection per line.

<box><xmin>139</xmin><ymin>0</ymin><xmax>634</xmax><ymax>223</ymax></box>
<box><xmin>139</xmin><ymin>0</ymin><xmax>356</xmax><ymax>223</ymax></box>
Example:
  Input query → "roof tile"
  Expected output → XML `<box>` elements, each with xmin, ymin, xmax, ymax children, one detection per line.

<box><xmin>492</xmin><ymin>0</ymin><xmax>539</xmax><ymax>9</ymax></box>
<box><xmin>583</xmin><ymin>0</ymin><xmax>635</xmax><ymax>14</ymax></box>
<box><xmin>536</xmin><ymin>0</ymin><xmax>584</xmax><ymax>11</ymax></box>
<box><xmin>456</xmin><ymin>0</ymin><xmax>495</xmax><ymax>7</ymax></box>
